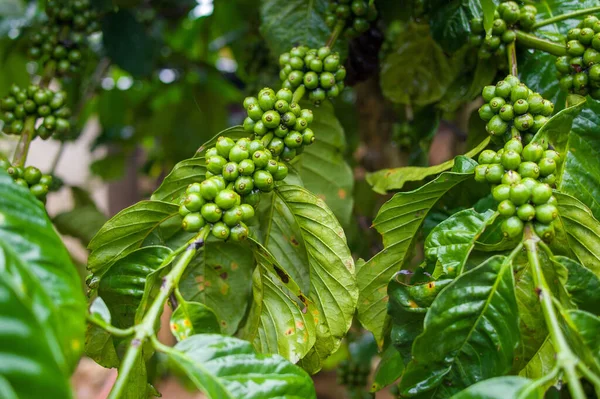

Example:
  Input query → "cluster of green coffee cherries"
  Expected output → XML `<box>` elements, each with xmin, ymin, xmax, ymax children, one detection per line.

<box><xmin>469</xmin><ymin>2</ymin><xmax>537</xmax><ymax>65</ymax></box>
<box><xmin>279</xmin><ymin>46</ymin><xmax>346</xmax><ymax>105</ymax></box>
<box><xmin>324</xmin><ymin>0</ymin><xmax>378</xmax><ymax>39</ymax></box>
<box><xmin>178</xmin><ymin>135</ymin><xmax>290</xmax><ymax>241</ymax></box>
<box><xmin>475</xmin><ymin>138</ymin><xmax>560</xmax><ymax>242</ymax></box>
<box><xmin>0</xmin><ymin>84</ymin><xmax>71</xmax><ymax>139</ymax></box>
<box><xmin>243</xmin><ymin>88</ymin><xmax>315</xmax><ymax>161</ymax></box>
<box><xmin>45</xmin><ymin>0</ymin><xmax>100</xmax><ymax>35</ymax></box>
<box><xmin>555</xmin><ymin>16</ymin><xmax>600</xmax><ymax>99</ymax></box>
<box><xmin>478</xmin><ymin>75</ymin><xmax>554</xmax><ymax>143</ymax></box>
<box><xmin>28</xmin><ymin>26</ymin><xmax>87</xmax><ymax>76</ymax></box>
<box><xmin>337</xmin><ymin>360</ymin><xmax>370</xmax><ymax>388</ymax></box>
<box><xmin>29</xmin><ymin>0</ymin><xmax>99</xmax><ymax>76</ymax></box>
<box><xmin>0</xmin><ymin>159</ymin><xmax>53</xmax><ymax>202</ymax></box>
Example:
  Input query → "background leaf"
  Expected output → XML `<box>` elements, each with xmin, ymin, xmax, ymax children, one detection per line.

<box><xmin>170</xmin><ymin>300</ymin><xmax>221</xmax><ymax>341</ymax></box>
<box><xmin>561</xmin><ymin>256</ymin><xmax>600</xmax><ymax>315</ymax></box>
<box><xmin>167</xmin><ymin>334</ymin><xmax>317</xmax><ymax>399</ymax></box>
<box><xmin>0</xmin><ymin>271</ymin><xmax>73</xmax><ymax>399</ymax></box>
<box><xmin>180</xmin><ymin>241</ymin><xmax>254</xmax><ymax>335</ymax></box>
<box><xmin>450</xmin><ymin>376</ymin><xmax>542</xmax><ymax>399</ymax></box>
<box><xmin>87</xmin><ymin>200</ymin><xmax>180</xmax><ymax>274</ymax></box>
<box><xmin>426</xmin><ymin>0</ymin><xmax>482</xmax><ymax>53</ymax></box>
<box><xmin>425</xmin><ymin>208</ymin><xmax>497</xmax><ymax>276</ymax></box>
<box><xmin>254</xmin><ymin>184</ymin><xmax>356</xmax><ymax>372</ymax></box>
<box><xmin>399</xmin><ymin>256</ymin><xmax>520</xmax><ymax>397</ymax></box>
<box><xmin>96</xmin><ymin>246</ymin><xmax>172</xmax><ymax>328</ymax></box>
<box><xmin>558</xmin><ymin>100</ymin><xmax>600</xmax><ymax>219</ymax></box>
<box><xmin>0</xmin><ymin>171</ymin><xmax>86</xmax><ymax>371</ymax></box>
<box><xmin>293</xmin><ymin>101</ymin><xmax>353</xmax><ymax>226</ymax></box>
<box><xmin>102</xmin><ymin>10</ymin><xmax>155</xmax><ymax>77</ymax></box>
<box><xmin>260</xmin><ymin>0</ymin><xmax>339</xmax><ymax>57</ymax></box>
<box><xmin>367</xmin><ymin>143</ymin><xmax>487</xmax><ymax>194</ymax></box>
<box><xmin>555</xmin><ymin>192</ymin><xmax>600</xmax><ymax>276</ymax></box>
<box><xmin>238</xmin><ymin>243</ymin><xmax>317</xmax><ymax>364</ymax></box>
<box><xmin>380</xmin><ymin>23</ymin><xmax>455</xmax><ymax>106</ymax></box>
<box><xmin>357</xmin><ymin>164</ymin><xmax>476</xmax><ymax>344</ymax></box>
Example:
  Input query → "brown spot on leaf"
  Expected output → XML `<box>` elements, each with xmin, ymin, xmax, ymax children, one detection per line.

<box><xmin>221</xmin><ymin>320</ymin><xmax>227</xmax><ymax>326</ymax></box>
<box><xmin>273</xmin><ymin>266</ymin><xmax>290</xmax><ymax>283</ymax></box>
<box><xmin>290</xmin><ymin>236</ymin><xmax>299</xmax><ymax>246</ymax></box>
<box><xmin>296</xmin><ymin>321</ymin><xmax>304</xmax><ymax>329</ymax></box>
<box><xmin>409</xmin><ymin>300</ymin><xmax>418</xmax><ymax>309</ymax></box>
<box><xmin>427</xmin><ymin>281</ymin><xmax>435</xmax><ymax>290</ymax></box>
<box><xmin>338</xmin><ymin>189</ymin><xmax>347</xmax><ymax>199</ymax></box>
<box><xmin>214</xmin><ymin>265</ymin><xmax>222</xmax><ymax>271</ymax></box>
<box><xmin>220</xmin><ymin>272</ymin><xmax>228</xmax><ymax>280</ymax></box>
<box><xmin>220</xmin><ymin>283</ymin><xmax>229</xmax><ymax>295</ymax></box>
<box><xmin>171</xmin><ymin>323</ymin><xmax>178</xmax><ymax>331</ymax></box>
<box><xmin>285</xmin><ymin>328</ymin><xmax>294</xmax><ymax>336</ymax></box>
<box><xmin>231</xmin><ymin>262</ymin><xmax>239</xmax><ymax>270</ymax></box>
<box><xmin>299</xmin><ymin>295</ymin><xmax>307</xmax><ymax>303</ymax></box>
<box><xmin>183</xmin><ymin>319</ymin><xmax>191</xmax><ymax>327</ymax></box>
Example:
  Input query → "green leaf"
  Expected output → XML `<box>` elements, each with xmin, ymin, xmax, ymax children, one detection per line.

<box><xmin>293</xmin><ymin>101</ymin><xmax>353</xmax><ymax>226</ymax></box>
<box><xmin>427</xmin><ymin>0</ymin><xmax>483</xmax><ymax>53</ymax></box>
<box><xmin>238</xmin><ymin>241</ymin><xmax>317</xmax><ymax>364</ymax></box>
<box><xmin>85</xmin><ymin>298</ymin><xmax>119</xmax><ymax>368</ymax></box>
<box><xmin>563</xmin><ymin>309</ymin><xmax>600</xmax><ymax>374</ymax></box>
<box><xmin>0</xmin><ymin>271</ymin><xmax>73</xmax><ymax>399</ymax></box>
<box><xmin>388</xmin><ymin>274</ymin><xmax>454</xmax><ymax>363</ymax></box>
<box><xmin>450</xmin><ymin>376</ymin><xmax>542</xmax><ymax>399</ymax></box>
<box><xmin>425</xmin><ymin>208</ymin><xmax>497</xmax><ymax>277</ymax></box>
<box><xmin>152</xmin><ymin>126</ymin><xmax>248</xmax><ymax>203</ymax></box>
<box><xmin>380</xmin><ymin>23</ymin><xmax>455</xmax><ymax>106</ymax></box>
<box><xmin>366</xmin><ymin>138</ymin><xmax>489</xmax><ymax>194</ymax></box>
<box><xmin>0</xmin><ymin>171</ymin><xmax>86</xmax><ymax>371</ymax></box>
<box><xmin>558</xmin><ymin>100</ymin><xmax>600</xmax><ymax>219</ymax></box>
<box><xmin>513</xmin><ymin>261</ymin><xmax>548</xmax><ymax>370</ymax></box>
<box><xmin>180</xmin><ymin>241</ymin><xmax>254</xmax><ymax>335</ymax></box>
<box><xmin>481</xmin><ymin>0</ymin><xmax>498</xmax><ymax>33</ymax></box>
<box><xmin>535</xmin><ymin>0</ymin><xmax>600</xmax><ymax>35</ymax></box>
<box><xmin>53</xmin><ymin>205</ymin><xmax>108</xmax><ymax>247</ymax></box>
<box><xmin>255</xmin><ymin>185</ymin><xmax>356</xmax><ymax>372</ymax></box>
<box><xmin>560</xmin><ymin>256</ymin><xmax>600</xmax><ymax>315</ymax></box>
<box><xmin>357</xmin><ymin>166</ymin><xmax>476</xmax><ymax>344</ymax></box>
<box><xmin>102</xmin><ymin>10</ymin><xmax>155</xmax><ymax>77</ymax></box>
<box><xmin>87</xmin><ymin>200</ymin><xmax>180</xmax><ymax>274</ymax></box>
<box><xmin>399</xmin><ymin>255</ymin><xmax>520</xmax><ymax>397</ymax></box>
<box><xmin>518</xmin><ymin>337</ymin><xmax>557</xmax><ymax>391</ymax></box>
<box><xmin>166</xmin><ymin>334</ymin><xmax>317</xmax><ymax>399</ymax></box>
<box><xmin>371</xmin><ymin>344</ymin><xmax>404</xmax><ymax>392</ymax></box>
<box><xmin>95</xmin><ymin>246</ymin><xmax>172</xmax><ymax>328</ymax></box>
<box><xmin>555</xmin><ymin>192</ymin><xmax>600</xmax><ymax>276</ymax></box>
<box><xmin>260</xmin><ymin>0</ymin><xmax>339</xmax><ymax>60</ymax></box>
<box><xmin>170</xmin><ymin>300</ymin><xmax>221</xmax><ymax>341</ymax></box>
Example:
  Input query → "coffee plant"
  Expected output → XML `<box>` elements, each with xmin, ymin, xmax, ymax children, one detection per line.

<box><xmin>2</xmin><ymin>0</ymin><xmax>600</xmax><ymax>398</ymax></box>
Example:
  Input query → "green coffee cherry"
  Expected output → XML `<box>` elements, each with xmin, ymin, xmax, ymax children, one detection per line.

<box><xmin>230</xmin><ymin>223</ymin><xmax>249</xmax><ymax>242</ymax></box>
<box><xmin>522</xmin><ymin>143</ymin><xmax>544</xmax><ymax>162</ymax></box>
<box><xmin>184</xmin><ymin>193</ymin><xmax>206</xmax><ymax>212</ymax></box>
<box><xmin>535</xmin><ymin>203</ymin><xmax>558</xmax><ymax>223</ymax></box>
<box><xmin>212</xmin><ymin>222</ymin><xmax>230</xmax><ymax>240</ymax></box>
<box><xmin>517</xmin><ymin>204</ymin><xmax>536</xmax><ymax>221</ymax></box>
<box><xmin>498</xmin><ymin>200</ymin><xmax>516</xmax><ymax>216</ymax></box>
<box><xmin>502</xmin><ymin>216</ymin><xmax>524</xmax><ymax>239</ymax></box>
<box><xmin>492</xmin><ymin>184</ymin><xmax>511</xmax><ymax>202</ymax></box>
<box><xmin>510</xmin><ymin>183</ymin><xmax>531</xmax><ymax>205</ymax></box>
<box><xmin>182</xmin><ymin>213</ymin><xmax>206</xmax><ymax>232</ymax></box>
<box><xmin>501</xmin><ymin>170</ymin><xmax>521</xmax><ymax>185</ymax></box>
<box><xmin>534</xmin><ymin>222</ymin><xmax>555</xmax><ymax>242</ymax></box>
<box><xmin>201</xmin><ymin>203</ymin><xmax>222</xmax><ymax>223</ymax></box>
<box><xmin>486</xmin><ymin>164</ymin><xmax>505</xmax><ymax>183</ymax></box>
<box><xmin>254</xmin><ymin>170</ymin><xmax>274</xmax><ymax>192</ymax></box>
<box><xmin>518</xmin><ymin>162</ymin><xmax>540</xmax><ymax>179</ymax></box>
<box><xmin>501</xmin><ymin>150</ymin><xmax>521</xmax><ymax>170</ymax></box>
<box><xmin>235</xmin><ymin>176</ymin><xmax>254</xmax><ymax>195</ymax></box>
<box><xmin>474</xmin><ymin>165</ymin><xmax>488</xmax><ymax>183</ymax></box>
<box><xmin>538</xmin><ymin>158</ymin><xmax>557</xmax><ymax>176</ymax></box>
